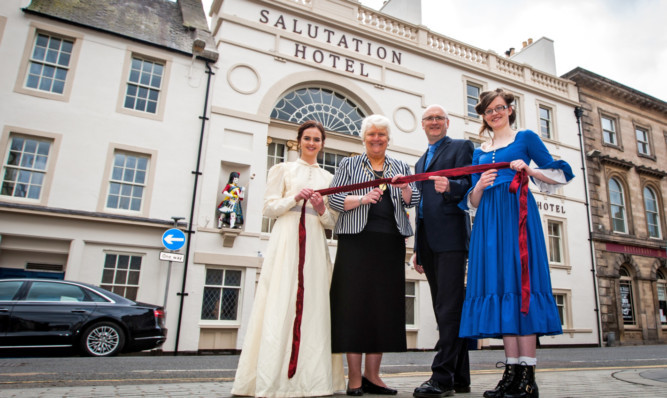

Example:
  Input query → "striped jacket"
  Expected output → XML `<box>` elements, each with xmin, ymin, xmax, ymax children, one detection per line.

<box><xmin>329</xmin><ymin>153</ymin><xmax>420</xmax><ymax>236</ymax></box>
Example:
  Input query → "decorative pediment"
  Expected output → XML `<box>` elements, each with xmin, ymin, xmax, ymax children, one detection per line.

<box><xmin>599</xmin><ymin>155</ymin><xmax>634</xmax><ymax>170</ymax></box>
<box><xmin>635</xmin><ymin>165</ymin><xmax>666</xmax><ymax>179</ymax></box>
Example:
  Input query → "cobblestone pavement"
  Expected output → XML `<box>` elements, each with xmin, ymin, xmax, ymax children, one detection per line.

<box><xmin>1</xmin><ymin>366</ymin><xmax>665</xmax><ymax>398</ymax></box>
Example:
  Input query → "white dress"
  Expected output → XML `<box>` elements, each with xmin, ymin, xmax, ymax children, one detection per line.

<box><xmin>231</xmin><ymin>159</ymin><xmax>345</xmax><ymax>397</ymax></box>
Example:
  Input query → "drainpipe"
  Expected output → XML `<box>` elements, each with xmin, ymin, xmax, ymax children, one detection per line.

<box><xmin>574</xmin><ymin>106</ymin><xmax>603</xmax><ymax>347</ymax></box>
<box><xmin>173</xmin><ymin>61</ymin><xmax>214</xmax><ymax>354</ymax></box>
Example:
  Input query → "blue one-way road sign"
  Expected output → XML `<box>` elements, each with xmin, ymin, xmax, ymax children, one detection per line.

<box><xmin>162</xmin><ymin>228</ymin><xmax>186</xmax><ymax>251</ymax></box>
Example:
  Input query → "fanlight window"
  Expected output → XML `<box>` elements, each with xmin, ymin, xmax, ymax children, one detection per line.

<box><xmin>271</xmin><ymin>88</ymin><xmax>366</xmax><ymax>136</ymax></box>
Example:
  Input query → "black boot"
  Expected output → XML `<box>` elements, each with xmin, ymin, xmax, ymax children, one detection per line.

<box><xmin>483</xmin><ymin>363</ymin><xmax>518</xmax><ymax>398</ymax></box>
<box><xmin>505</xmin><ymin>365</ymin><xmax>538</xmax><ymax>398</ymax></box>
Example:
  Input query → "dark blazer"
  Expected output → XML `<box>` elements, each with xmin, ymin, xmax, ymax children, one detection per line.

<box><xmin>415</xmin><ymin>136</ymin><xmax>474</xmax><ymax>255</ymax></box>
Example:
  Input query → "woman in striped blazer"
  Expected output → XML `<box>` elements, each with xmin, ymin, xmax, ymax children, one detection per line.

<box><xmin>329</xmin><ymin>114</ymin><xmax>420</xmax><ymax>396</ymax></box>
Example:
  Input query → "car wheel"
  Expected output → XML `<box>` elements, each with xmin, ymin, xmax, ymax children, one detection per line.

<box><xmin>80</xmin><ymin>322</ymin><xmax>125</xmax><ymax>357</ymax></box>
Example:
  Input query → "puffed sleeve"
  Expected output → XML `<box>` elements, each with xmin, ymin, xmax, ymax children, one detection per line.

<box><xmin>262</xmin><ymin>163</ymin><xmax>297</xmax><ymax>219</ymax></box>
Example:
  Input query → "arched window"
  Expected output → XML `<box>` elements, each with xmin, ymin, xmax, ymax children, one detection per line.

<box><xmin>657</xmin><ymin>269</ymin><xmax>667</xmax><ymax>326</ymax></box>
<box><xmin>643</xmin><ymin>186</ymin><xmax>662</xmax><ymax>238</ymax></box>
<box><xmin>619</xmin><ymin>267</ymin><xmax>635</xmax><ymax>325</ymax></box>
<box><xmin>609</xmin><ymin>178</ymin><xmax>627</xmax><ymax>233</ymax></box>
<box><xmin>271</xmin><ymin>88</ymin><xmax>366</xmax><ymax>136</ymax></box>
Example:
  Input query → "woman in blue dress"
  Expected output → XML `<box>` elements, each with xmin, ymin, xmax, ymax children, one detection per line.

<box><xmin>459</xmin><ymin>89</ymin><xmax>573</xmax><ymax>398</ymax></box>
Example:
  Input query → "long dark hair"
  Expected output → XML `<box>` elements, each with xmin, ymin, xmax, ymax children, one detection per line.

<box><xmin>475</xmin><ymin>88</ymin><xmax>516</xmax><ymax>136</ymax></box>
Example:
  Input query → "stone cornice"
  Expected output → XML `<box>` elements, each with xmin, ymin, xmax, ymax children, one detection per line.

<box><xmin>635</xmin><ymin>165</ymin><xmax>666</xmax><ymax>178</ymax></box>
<box><xmin>597</xmin><ymin>155</ymin><xmax>634</xmax><ymax>170</ymax></box>
<box><xmin>563</xmin><ymin>67</ymin><xmax>667</xmax><ymax>115</ymax></box>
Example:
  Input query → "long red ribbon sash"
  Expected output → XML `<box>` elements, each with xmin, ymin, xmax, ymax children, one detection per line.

<box><xmin>287</xmin><ymin>161</ymin><xmax>529</xmax><ymax>378</ymax></box>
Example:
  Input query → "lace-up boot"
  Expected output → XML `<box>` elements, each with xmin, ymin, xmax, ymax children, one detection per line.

<box><xmin>483</xmin><ymin>363</ymin><xmax>519</xmax><ymax>398</ymax></box>
<box><xmin>504</xmin><ymin>365</ymin><xmax>538</xmax><ymax>398</ymax></box>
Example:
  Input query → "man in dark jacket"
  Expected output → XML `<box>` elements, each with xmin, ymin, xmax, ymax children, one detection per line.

<box><xmin>413</xmin><ymin>104</ymin><xmax>474</xmax><ymax>397</ymax></box>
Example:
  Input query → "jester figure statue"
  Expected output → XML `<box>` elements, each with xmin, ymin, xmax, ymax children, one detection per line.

<box><xmin>218</xmin><ymin>172</ymin><xmax>245</xmax><ymax>229</ymax></box>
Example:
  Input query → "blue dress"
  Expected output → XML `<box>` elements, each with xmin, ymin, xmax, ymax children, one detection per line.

<box><xmin>458</xmin><ymin>130</ymin><xmax>573</xmax><ymax>339</ymax></box>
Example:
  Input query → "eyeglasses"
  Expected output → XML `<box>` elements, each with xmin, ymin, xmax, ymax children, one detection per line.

<box><xmin>422</xmin><ymin>116</ymin><xmax>447</xmax><ymax>122</ymax></box>
<box><xmin>483</xmin><ymin>105</ymin><xmax>508</xmax><ymax>116</ymax></box>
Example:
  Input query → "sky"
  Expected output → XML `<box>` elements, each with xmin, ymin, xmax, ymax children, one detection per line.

<box><xmin>202</xmin><ymin>0</ymin><xmax>667</xmax><ymax>102</ymax></box>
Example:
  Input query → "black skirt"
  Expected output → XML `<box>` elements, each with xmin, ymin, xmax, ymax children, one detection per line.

<box><xmin>330</xmin><ymin>230</ymin><xmax>407</xmax><ymax>353</ymax></box>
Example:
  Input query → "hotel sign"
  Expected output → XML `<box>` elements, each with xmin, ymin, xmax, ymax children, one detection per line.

<box><xmin>259</xmin><ymin>9</ymin><xmax>403</xmax><ymax>79</ymax></box>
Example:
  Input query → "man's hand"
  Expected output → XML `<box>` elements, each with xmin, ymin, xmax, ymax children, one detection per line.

<box><xmin>429</xmin><ymin>175</ymin><xmax>450</xmax><ymax>193</ymax></box>
<box><xmin>411</xmin><ymin>254</ymin><xmax>424</xmax><ymax>274</ymax></box>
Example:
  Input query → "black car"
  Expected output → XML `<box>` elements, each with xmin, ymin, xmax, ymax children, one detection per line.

<box><xmin>0</xmin><ymin>278</ymin><xmax>166</xmax><ymax>357</ymax></box>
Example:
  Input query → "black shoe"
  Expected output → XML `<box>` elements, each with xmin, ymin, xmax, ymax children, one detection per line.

<box><xmin>361</xmin><ymin>376</ymin><xmax>397</xmax><ymax>395</ymax></box>
<box><xmin>413</xmin><ymin>379</ymin><xmax>454</xmax><ymax>398</ymax></box>
<box><xmin>346</xmin><ymin>386</ymin><xmax>364</xmax><ymax>396</ymax></box>
<box><xmin>454</xmin><ymin>384</ymin><xmax>471</xmax><ymax>393</ymax></box>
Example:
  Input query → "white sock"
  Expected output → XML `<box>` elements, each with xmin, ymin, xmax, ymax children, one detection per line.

<box><xmin>518</xmin><ymin>356</ymin><xmax>537</xmax><ymax>366</ymax></box>
<box><xmin>506</xmin><ymin>357</ymin><xmax>519</xmax><ymax>364</ymax></box>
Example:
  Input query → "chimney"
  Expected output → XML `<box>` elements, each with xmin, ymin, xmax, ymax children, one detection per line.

<box><xmin>505</xmin><ymin>47</ymin><xmax>515</xmax><ymax>57</ymax></box>
<box><xmin>528</xmin><ymin>38</ymin><xmax>533</xmax><ymax>45</ymax></box>
<box><xmin>522</xmin><ymin>41</ymin><xmax>528</xmax><ymax>48</ymax></box>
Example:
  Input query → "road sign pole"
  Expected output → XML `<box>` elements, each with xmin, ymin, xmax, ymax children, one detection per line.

<box><xmin>163</xmin><ymin>259</ymin><xmax>173</xmax><ymax>309</ymax></box>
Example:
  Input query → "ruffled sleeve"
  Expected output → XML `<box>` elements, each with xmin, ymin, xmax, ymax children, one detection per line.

<box><xmin>262</xmin><ymin>163</ymin><xmax>297</xmax><ymax>219</ymax></box>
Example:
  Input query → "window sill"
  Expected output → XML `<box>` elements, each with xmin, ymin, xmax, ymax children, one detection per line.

<box><xmin>198</xmin><ymin>322</ymin><xmax>240</xmax><ymax>329</ymax></box>
<box><xmin>550</xmin><ymin>263</ymin><xmax>572</xmax><ymax>274</ymax></box>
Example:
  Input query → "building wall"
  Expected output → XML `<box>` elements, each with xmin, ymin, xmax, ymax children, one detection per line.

<box><xmin>0</xmin><ymin>0</ymin><xmax>603</xmax><ymax>354</ymax></box>
<box><xmin>564</xmin><ymin>68</ymin><xmax>667</xmax><ymax>345</ymax></box>
<box><xmin>0</xmin><ymin>0</ymin><xmax>214</xmax><ymax>352</ymax></box>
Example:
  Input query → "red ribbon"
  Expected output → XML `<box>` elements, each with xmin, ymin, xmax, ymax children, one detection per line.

<box><xmin>287</xmin><ymin>161</ymin><xmax>530</xmax><ymax>378</ymax></box>
<box><xmin>509</xmin><ymin>168</ymin><xmax>530</xmax><ymax>315</ymax></box>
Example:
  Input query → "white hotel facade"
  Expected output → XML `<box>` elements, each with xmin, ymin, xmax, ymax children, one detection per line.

<box><xmin>0</xmin><ymin>0</ymin><xmax>600</xmax><ymax>353</ymax></box>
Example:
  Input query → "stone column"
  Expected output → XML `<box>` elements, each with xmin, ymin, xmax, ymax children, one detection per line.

<box><xmin>286</xmin><ymin>140</ymin><xmax>299</xmax><ymax>161</ymax></box>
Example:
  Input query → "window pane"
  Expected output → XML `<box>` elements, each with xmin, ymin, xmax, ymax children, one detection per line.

<box><xmin>101</xmin><ymin>254</ymin><xmax>141</xmax><ymax>300</ymax></box>
<box><xmin>205</xmin><ymin>269</ymin><xmax>223</xmax><ymax>285</ymax></box>
<box><xmin>271</xmin><ymin>88</ymin><xmax>365</xmax><ymax>136</ymax></box>
<box><xmin>201</xmin><ymin>287</ymin><xmax>221</xmax><ymax>319</ymax></box>
<box><xmin>220</xmin><ymin>288</ymin><xmax>239</xmax><ymax>320</ymax></box>
<box><xmin>2</xmin><ymin>136</ymin><xmax>51</xmax><ymax>200</ymax></box>
<box><xmin>225</xmin><ymin>270</ymin><xmax>242</xmax><ymax>286</ymax></box>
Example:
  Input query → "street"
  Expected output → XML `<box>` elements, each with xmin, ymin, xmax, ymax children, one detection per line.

<box><xmin>1</xmin><ymin>345</ymin><xmax>666</xmax><ymax>397</ymax></box>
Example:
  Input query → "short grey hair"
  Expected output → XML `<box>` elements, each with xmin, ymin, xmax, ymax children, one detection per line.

<box><xmin>360</xmin><ymin>114</ymin><xmax>391</xmax><ymax>141</ymax></box>
<box><xmin>422</xmin><ymin>104</ymin><xmax>449</xmax><ymax>119</ymax></box>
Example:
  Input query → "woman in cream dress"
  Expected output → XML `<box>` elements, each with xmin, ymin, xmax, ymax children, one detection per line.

<box><xmin>232</xmin><ymin>121</ymin><xmax>344</xmax><ymax>397</ymax></box>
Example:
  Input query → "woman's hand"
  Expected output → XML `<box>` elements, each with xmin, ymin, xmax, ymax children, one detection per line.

<box><xmin>428</xmin><ymin>176</ymin><xmax>450</xmax><ymax>193</ymax></box>
<box><xmin>391</xmin><ymin>174</ymin><xmax>413</xmax><ymax>203</ymax></box>
<box><xmin>390</xmin><ymin>174</ymin><xmax>408</xmax><ymax>190</ymax></box>
<box><xmin>469</xmin><ymin>169</ymin><xmax>497</xmax><ymax>208</ymax></box>
<box><xmin>510</xmin><ymin>159</ymin><xmax>534</xmax><ymax>176</ymax></box>
<box><xmin>309</xmin><ymin>192</ymin><xmax>326</xmax><ymax>215</ymax></box>
<box><xmin>475</xmin><ymin>169</ymin><xmax>497</xmax><ymax>191</ymax></box>
<box><xmin>294</xmin><ymin>188</ymin><xmax>314</xmax><ymax>202</ymax></box>
<box><xmin>362</xmin><ymin>187</ymin><xmax>384</xmax><ymax>205</ymax></box>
